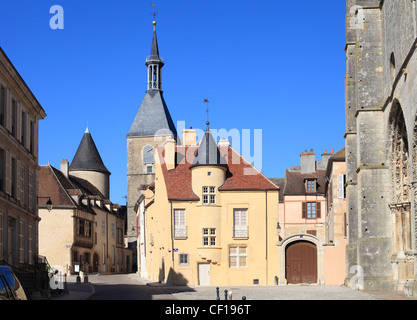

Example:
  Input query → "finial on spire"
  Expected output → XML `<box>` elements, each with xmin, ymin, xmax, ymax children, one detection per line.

<box><xmin>204</xmin><ymin>98</ymin><xmax>210</xmax><ymax>130</ymax></box>
<box><xmin>151</xmin><ymin>3</ymin><xmax>157</xmax><ymax>30</ymax></box>
<box><xmin>85</xmin><ymin>124</ymin><xmax>89</xmax><ymax>134</ymax></box>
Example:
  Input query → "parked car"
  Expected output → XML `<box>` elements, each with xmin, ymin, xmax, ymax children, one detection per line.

<box><xmin>0</xmin><ymin>266</ymin><xmax>27</xmax><ymax>300</ymax></box>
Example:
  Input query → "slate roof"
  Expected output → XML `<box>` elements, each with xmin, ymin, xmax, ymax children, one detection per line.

<box><xmin>127</xmin><ymin>27</ymin><xmax>177</xmax><ymax>139</ymax></box>
<box><xmin>191</xmin><ymin>126</ymin><xmax>227</xmax><ymax>167</ymax></box>
<box><xmin>127</xmin><ymin>90</ymin><xmax>178</xmax><ymax>138</ymax></box>
<box><xmin>147</xmin><ymin>29</ymin><xmax>163</xmax><ymax>64</ymax></box>
<box><xmin>69</xmin><ymin>128</ymin><xmax>110</xmax><ymax>175</ymax></box>
<box><xmin>157</xmin><ymin>145</ymin><xmax>279</xmax><ymax>201</ymax></box>
<box><xmin>282</xmin><ymin>169</ymin><xmax>326</xmax><ymax>196</ymax></box>
<box><xmin>269</xmin><ymin>178</ymin><xmax>285</xmax><ymax>203</ymax></box>
<box><xmin>39</xmin><ymin>165</ymin><xmax>120</xmax><ymax>216</ymax></box>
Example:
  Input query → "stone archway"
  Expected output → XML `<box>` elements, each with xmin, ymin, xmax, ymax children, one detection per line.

<box><xmin>388</xmin><ymin>100</ymin><xmax>413</xmax><ymax>290</ymax></box>
<box><xmin>278</xmin><ymin>234</ymin><xmax>324</xmax><ymax>285</ymax></box>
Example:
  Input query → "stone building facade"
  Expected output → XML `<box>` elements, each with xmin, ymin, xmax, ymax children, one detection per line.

<box><xmin>271</xmin><ymin>149</ymin><xmax>346</xmax><ymax>285</ymax></box>
<box><xmin>38</xmin><ymin>129</ymin><xmax>132</xmax><ymax>275</ymax></box>
<box><xmin>345</xmin><ymin>0</ymin><xmax>417</xmax><ymax>295</ymax></box>
<box><xmin>0</xmin><ymin>47</ymin><xmax>46</xmax><ymax>268</ymax></box>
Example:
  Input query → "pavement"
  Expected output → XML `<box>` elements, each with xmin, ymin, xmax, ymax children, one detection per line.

<box><xmin>43</xmin><ymin>273</ymin><xmax>417</xmax><ymax>301</ymax></box>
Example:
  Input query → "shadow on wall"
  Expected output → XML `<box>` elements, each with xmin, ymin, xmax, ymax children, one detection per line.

<box><xmin>158</xmin><ymin>266</ymin><xmax>189</xmax><ymax>286</ymax></box>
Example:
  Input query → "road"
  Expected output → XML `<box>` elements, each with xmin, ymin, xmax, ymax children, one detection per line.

<box><xmin>86</xmin><ymin>273</ymin><xmax>405</xmax><ymax>300</ymax></box>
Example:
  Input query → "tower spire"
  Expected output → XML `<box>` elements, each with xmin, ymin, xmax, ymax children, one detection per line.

<box><xmin>146</xmin><ymin>12</ymin><xmax>164</xmax><ymax>91</ymax></box>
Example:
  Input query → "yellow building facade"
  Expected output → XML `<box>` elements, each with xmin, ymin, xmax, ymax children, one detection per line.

<box><xmin>137</xmin><ymin>128</ymin><xmax>280</xmax><ymax>286</ymax></box>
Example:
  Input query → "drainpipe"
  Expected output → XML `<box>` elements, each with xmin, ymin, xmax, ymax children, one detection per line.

<box><xmin>170</xmin><ymin>201</ymin><xmax>175</xmax><ymax>283</ymax></box>
<box><xmin>265</xmin><ymin>190</ymin><xmax>268</xmax><ymax>285</ymax></box>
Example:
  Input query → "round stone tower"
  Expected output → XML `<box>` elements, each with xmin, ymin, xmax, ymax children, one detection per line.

<box><xmin>69</xmin><ymin>127</ymin><xmax>111</xmax><ymax>199</ymax></box>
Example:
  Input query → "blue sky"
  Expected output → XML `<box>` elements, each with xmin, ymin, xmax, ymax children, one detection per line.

<box><xmin>0</xmin><ymin>1</ymin><xmax>347</xmax><ymax>205</ymax></box>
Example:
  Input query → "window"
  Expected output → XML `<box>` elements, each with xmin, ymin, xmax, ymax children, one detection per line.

<box><xmin>229</xmin><ymin>246</ymin><xmax>247</xmax><ymax>268</ymax></box>
<box><xmin>143</xmin><ymin>145</ymin><xmax>155</xmax><ymax>164</ymax></box>
<box><xmin>117</xmin><ymin>228</ymin><xmax>123</xmax><ymax>244</ymax></box>
<box><xmin>102</xmin><ymin>220</ymin><xmax>105</xmax><ymax>235</ymax></box>
<box><xmin>28</xmin><ymin>171</ymin><xmax>34</xmax><ymax>211</ymax></box>
<box><xmin>146</xmin><ymin>165</ymin><xmax>153</xmax><ymax>174</ymax></box>
<box><xmin>174</xmin><ymin>209</ymin><xmax>186</xmax><ymax>238</ymax></box>
<box><xmin>203</xmin><ymin>186</ymin><xmax>216</xmax><ymax>205</ymax></box>
<box><xmin>0</xmin><ymin>148</ymin><xmax>5</xmax><ymax>193</ymax></box>
<box><xmin>306</xmin><ymin>179</ymin><xmax>316</xmax><ymax>192</ymax></box>
<box><xmin>307</xmin><ymin>202</ymin><xmax>316</xmax><ymax>219</ymax></box>
<box><xmin>19</xmin><ymin>221</ymin><xmax>24</xmax><ymax>263</ymax></box>
<box><xmin>11</xmin><ymin>99</ymin><xmax>17</xmax><ymax>138</ymax></box>
<box><xmin>78</xmin><ymin>220</ymin><xmax>85</xmax><ymax>236</ymax></box>
<box><xmin>11</xmin><ymin>157</ymin><xmax>17</xmax><ymax>199</ymax></box>
<box><xmin>19</xmin><ymin>165</ymin><xmax>24</xmax><ymax>205</ymax></box>
<box><xmin>233</xmin><ymin>209</ymin><xmax>248</xmax><ymax>238</ymax></box>
<box><xmin>28</xmin><ymin>224</ymin><xmax>33</xmax><ymax>264</ymax></box>
<box><xmin>111</xmin><ymin>223</ymin><xmax>115</xmax><ymax>238</ymax></box>
<box><xmin>179</xmin><ymin>254</ymin><xmax>189</xmax><ymax>266</ymax></box>
<box><xmin>203</xmin><ymin>228</ymin><xmax>216</xmax><ymax>246</ymax></box>
<box><xmin>29</xmin><ymin>121</ymin><xmax>34</xmax><ymax>155</ymax></box>
<box><xmin>21</xmin><ymin>111</ymin><xmax>26</xmax><ymax>147</ymax></box>
<box><xmin>302</xmin><ymin>202</ymin><xmax>321</xmax><ymax>219</ymax></box>
<box><xmin>77</xmin><ymin>219</ymin><xmax>92</xmax><ymax>237</ymax></box>
<box><xmin>337</xmin><ymin>174</ymin><xmax>346</xmax><ymax>199</ymax></box>
<box><xmin>0</xmin><ymin>85</ymin><xmax>6</xmax><ymax>127</ymax></box>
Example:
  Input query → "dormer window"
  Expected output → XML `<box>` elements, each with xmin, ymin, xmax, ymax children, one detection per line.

<box><xmin>305</xmin><ymin>179</ymin><xmax>316</xmax><ymax>192</ymax></box>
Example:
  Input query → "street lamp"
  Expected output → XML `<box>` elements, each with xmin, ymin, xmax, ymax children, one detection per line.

<box><xmin>277</xmin><ymin>222</ymin><xmax>281</xmax><ymax>235</ymax></box>
<box><xmin>38</xmin><ymin>197</ymin><xmax>53</xmax><ymax>212</ymax></box>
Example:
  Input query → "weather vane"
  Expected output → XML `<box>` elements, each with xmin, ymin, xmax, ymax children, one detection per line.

<box><xmin>204</xmin><ymin>98</ymin><xmax>210</xmax><ymax>127</ymax></box>
<box><xmin>151</xmin><ymin>3</ymin><xmax>157</xmax><ymax>27</ymax></box>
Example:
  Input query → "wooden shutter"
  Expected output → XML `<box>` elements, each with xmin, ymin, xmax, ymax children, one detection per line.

<box><xmin>16</xmin><ymin>160</ymin><xmax>20</xmax><ymax>201</ymax></box>
<box><xmin>316</xmin><ymin>202</ymin><xmax>321</xmax><ymax>218</ymax></box>
<box><xmin>302</xmin><ymin>202</ymin><xmax>307</xmax><ymax>219</ymax></box>
<box><xmin>337</xmin><ymin>174</ymin><xmax>345</xmax><ymax>199</ymax></box>
<box><xmin>5</xmin><ymin>150</ymin><xmax>10</xmax><ymax>195</ymax></box>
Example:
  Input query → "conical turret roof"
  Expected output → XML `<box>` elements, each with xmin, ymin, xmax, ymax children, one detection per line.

<box><xmin>69</xmin><ymin>127</ymin><xmax>110</xmax><ymax>175</ymax></box>
<box><xmin>191</xmin><ymin>123</ymin><xmax>227</xmax><ymax>167</ymax></box>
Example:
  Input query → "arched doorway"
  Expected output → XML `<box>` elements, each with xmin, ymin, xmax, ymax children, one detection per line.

<box><xmin>285</xmin><ymin>240</ymin><xmax>317</xmax><ymax>284</ymax></box>
<box><xmin>389</xmin><ymin>100</ymin><xmax>413</xmax><ymax>288</ymax></box>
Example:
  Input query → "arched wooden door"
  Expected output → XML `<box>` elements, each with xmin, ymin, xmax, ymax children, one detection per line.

<box><xmin>285</xmin><ymin>241</ymin><xmax>317</xmax><ymax>284</ymax></box>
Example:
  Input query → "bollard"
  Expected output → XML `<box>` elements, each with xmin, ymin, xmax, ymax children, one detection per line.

<box><xmin>216</xmin><ymin>287</ymin><xmax>220</xmax><ymax>300</ymax></box>
<box><xmin>224</xmin><ymin>289</ymin><xmax>228</xmax><ymax>300</ymax></box>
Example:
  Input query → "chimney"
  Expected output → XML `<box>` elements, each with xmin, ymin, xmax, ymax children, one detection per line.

<box><xmin>60</xmin><ymin>159</ymin><xmax>69</xmax><ymax>178</ymax></box>
<box><xmin>164</xmin><ymin>138</ymin><xmax>176</xmax><ymax>171</ymax></box>
<box><xmin>218</xmin><ymin>139</ymin><xmax>230</xmax><ymax>147</ymax></box>
<box><xmin>300</xmin><ymin>149</ymin><xmax>316</xmax><ymax>174</ymax></box>
<box><xmin>321</xmin><ymin>149</ymin><xmax>333</xmax><ymax>169</ymax></box>
<box><xmin>182</xmin><ymin>127</ymin><xmax>197</xmax><ymax>146</ymax></box>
